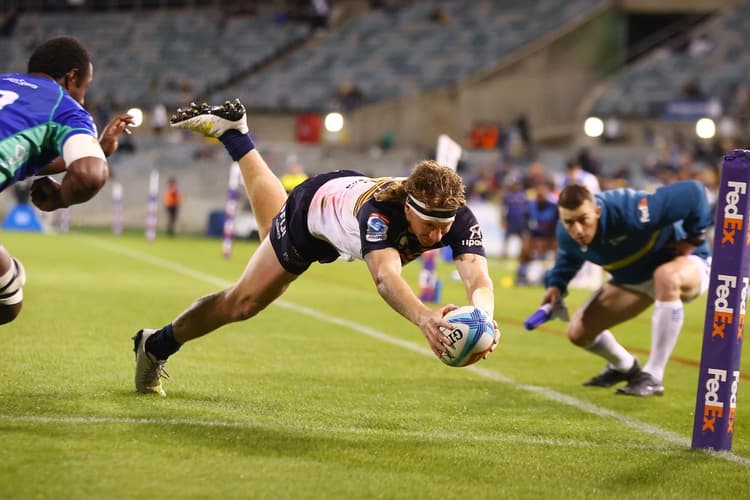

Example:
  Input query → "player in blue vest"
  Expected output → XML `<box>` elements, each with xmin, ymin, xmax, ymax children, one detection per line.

<box><xmin>516</xmin><ymin>181</ymin><xmax>557</xmax><ymax>285</ymax></box>
<box><xmin>540</xmin><ymin>183</ymin><xmax>712</xmax><ymax>396</ymax></box>
<box><xmin>0</xmin><ymin>36</ymin><xmax>134</xmax><ymax>324</ymax></box>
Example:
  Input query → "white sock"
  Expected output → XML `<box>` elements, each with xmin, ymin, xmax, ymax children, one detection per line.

<box><xmin>644</xmin><ymin>299</ymin><xmax>683</xmax><ymax>381</ymax></box>
<box><xmin>584</xmin><ymin>330</ymin><xmax>635</xmax><ymax>371</ymax></box>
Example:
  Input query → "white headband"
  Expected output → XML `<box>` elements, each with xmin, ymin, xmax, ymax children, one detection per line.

<box><xmin>406</xmin><ymin>194</ymin><xmax>457</xmax><ymax>222</ymax></box>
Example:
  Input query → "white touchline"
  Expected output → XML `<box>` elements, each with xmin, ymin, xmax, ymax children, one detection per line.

<box><xmin>81</xmin><ymin>236</ymin><xmax>750</xmax><ymax>467</ymax></box>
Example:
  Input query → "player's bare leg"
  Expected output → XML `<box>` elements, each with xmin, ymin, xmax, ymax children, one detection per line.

<box><xmin>235</xmin><ymin>150</ymin><xmax>286</xmax><ymax>238</ymax></box>
<box><xmin>171</xmin><ymin>238</ymin><xmax>297</xmax><ymax>343</ymax></box>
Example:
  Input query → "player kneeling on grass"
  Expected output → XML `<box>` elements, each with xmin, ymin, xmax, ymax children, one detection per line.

<box><xmin>537</xmin><ymin>183</ymin><xmax>711</xmax><ymax>397</ymax></box>
<box><xmin>0</xmin><ymin>36</ymin><xmax>133</xmax><ymax>324</ymax></box>
<box><xmin>133</xmin><ymin>100</ymin><xmax>500</xmax><ymax>396</ymax></box>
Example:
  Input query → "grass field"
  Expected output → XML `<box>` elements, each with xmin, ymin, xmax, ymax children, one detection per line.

<box><xmin>0</xmin><ymin>230</ymin><xmax>748</xmax><ymax>499</ymax></box>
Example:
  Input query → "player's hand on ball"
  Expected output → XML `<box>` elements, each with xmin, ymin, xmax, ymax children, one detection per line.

<box><xmin>30</xmin><ymin>176</ymin><xmax>64</xmax><ymax>211</ymax></box>
<box><xmin>439</xmin><ymin>306</ymin><xmax>497</xmax><ymax>367</ymax></box>
<box><xmin>419</xmin><ymin>304</ymin><xmax>459</xmax><ymax>359</ymax></box>
<box><xmin>485</xmin><ymin>319</ymin><xmax>501</xmax><ymax>359</ymax></box>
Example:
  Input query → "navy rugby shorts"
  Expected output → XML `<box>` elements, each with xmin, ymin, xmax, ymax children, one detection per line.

<box><xmin>269</xmin><ymin>176</ymin><xmax>340</xmax><ymax>275</ymax></box>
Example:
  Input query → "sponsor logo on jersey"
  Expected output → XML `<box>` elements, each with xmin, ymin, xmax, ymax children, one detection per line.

<box><xmin>702</xmin><ymin>368</ymin><xmax>726</xmax><ymax>432</ymax></box>
<box><xmin>366</xmin><ymin>212</ymin><xmax>388</xmax><ymax>242</ymax></box>
<box><xmin>461</xmin><ymin>224</ymin><xmax>483</xmax><ymax>247</ymax></box>
<box><xmin>608</xmin><ymin>235</ymin><xmax>627</xmax><ymax>246</ymax></box>
<box><xmin>637</xmin><ymin>197</ymin><xmax>650</xmax><ymax>223</ymax></box>
<box><xmin>721</xmin><ymin>181</ymin><xmax>746</xmax><ymax>245</ymax></box>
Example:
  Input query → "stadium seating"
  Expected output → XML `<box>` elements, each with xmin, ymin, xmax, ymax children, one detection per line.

<box><xmin>0</xmin><ymin>10</ymin><xmax>311</xmax><ymax>108</ymax></box>
<box><xmin>591</xmin><ymin>1</ymin><xmax>750</xmax><ymax>119</ymax></box>
<box><xmin>216</xmin><ymin>0</ymin><xmax>606</xmax><ymax>111</ymax></box>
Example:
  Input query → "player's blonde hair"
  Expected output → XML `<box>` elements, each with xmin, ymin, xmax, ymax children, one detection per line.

<box><xmin>375</xmin><ymin>160</ymin><xmax>466</xmax><ymax>209</ymax></box>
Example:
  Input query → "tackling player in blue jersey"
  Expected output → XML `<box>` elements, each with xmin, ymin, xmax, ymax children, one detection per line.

<box><xmin>132</xmin><ymin>100</ymin><xmax>500</xmax><ymax>397</ymax></box>
<box><xmin>0</xmin><ymin>36</ymin><xmax>134</xmax><ymax>324</ymax></box>
<box><xmin>539</xmin><ymin>182</ymin><xmax>712</xmax><ymax>397</ymax></box>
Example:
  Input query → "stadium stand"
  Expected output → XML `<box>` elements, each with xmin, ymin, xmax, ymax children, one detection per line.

<box><xmin>591</xmin><ymin>1</ymin><xmax>747</xmax><ymax>120</ymax></box>
<box><xmin>216</xmin><ymin>0</ymin><xmax>607</xmax><ymax>112</ymax></box>
<box><xmin>0</xmin><ymin>9</ymin><xmax>312</xmax><ymax>108</ymax></box>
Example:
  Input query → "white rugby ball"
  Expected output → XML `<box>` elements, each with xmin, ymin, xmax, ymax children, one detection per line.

<box><xmin>439</xmin><ymin>306</ymin><xmax>495</xmax><ymax>367</ymax></box>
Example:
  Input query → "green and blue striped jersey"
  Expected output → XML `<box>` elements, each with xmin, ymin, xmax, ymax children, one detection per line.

<box><xmin>0</xmin><ymin>73</ymin><xmax>98</xmax><ymax>192</ymax></box>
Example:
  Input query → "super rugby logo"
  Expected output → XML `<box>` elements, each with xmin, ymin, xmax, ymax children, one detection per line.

<box><xmin>712</xmin><ymin>274</ymin><xmax>737</xmax><ymax>339</ymax></box>
<box><xmin>702</xmin><ymin>368</ymin><xmax>726</xmax><ymax>432</ymax></box>
<box><xmin>365</xmin><ymin>213</ymin><xmax>388</xmax><ymax>242</ymax></box>
<box><xmin>721</xmin><ymin>181</ymin><xmax>746</xmax><ymax>245</ymax></box>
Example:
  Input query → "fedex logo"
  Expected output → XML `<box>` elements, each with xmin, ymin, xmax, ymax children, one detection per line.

<box><xmin>727</xmin><ymin>370</ymin><xmax>740</xmax><ymax>433</ymax></box>
<box><xmin>740</xmin><ymin>277</ymin><xmax>748</xmax><ymax>341</ymax></box>
<box><xmin>721</xmin><ymin>181</ymin><xmax>746</xmax><ymax>245</ymax></box>
<box><xmin>702</xmin><ymin>368</ymin><xmax>727</xmax><ymax>432</ymax></box>
<box><xmin>712</xmin><ymin>274</ymin><xmax>737</xmax><ymax>339</ymax></box>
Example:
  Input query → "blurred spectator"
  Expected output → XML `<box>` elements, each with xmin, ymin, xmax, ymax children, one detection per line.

<box><xmin>280</xmin><ymin>159</ymin><xmax>308</xmax><ymax>193</ymax></box>
<box><xmin>152</xmin><ymin>103</ymin><xmax>168</xmax><ymax>136</ymax></box>
<box><xmin>563</xmin><ymin>158</ymin><xmax>600</xmax><ymax>194</ymax></box>
<box><xmin>515</xmin><ymin>114</ymin><xmax>532</xmax><ymax>159</ymax></box>
<box><xmin>466</xmin><ymin>166</ymin><xmax>499</xmax><ymax>202</ymax></box>
<box><xmin>500</xmin><ymin>173</ymin><xmax>528</xmax><ymax>259</ymax></box>
<box><xmin>576</xmin><ymin>147</ymin><xmax>600</xmax><ymax>176</ymax></box>
<box><xmin>468</xmin><ymin>123</ymin><xmax>499</xmax><ymax>150</ymax></box>
<box><xmin>516</xmin><ymin>180</ymin><xmax>557</xmax><ymax>285</ymax></box>
<box><xmin>336</xmin><ymin>83</ymin><xmax>365</xmax><ymax>110</ymax></box>
<box><xmin>163</xmin><ymin>177</ymin><xmax>182</xmax><ymax>237</ymax></box>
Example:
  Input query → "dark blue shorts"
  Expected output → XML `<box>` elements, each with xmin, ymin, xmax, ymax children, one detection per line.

<box><xmin>269</xmin><ymin>172</ymin><xmax>350</xmax><ymax>275</ymax></box>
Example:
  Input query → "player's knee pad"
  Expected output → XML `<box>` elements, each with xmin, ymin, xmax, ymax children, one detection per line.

<box><xmin>0</xmin><ymin>258</ymin><xmax>26</xmax><ymax>306</ymax></box>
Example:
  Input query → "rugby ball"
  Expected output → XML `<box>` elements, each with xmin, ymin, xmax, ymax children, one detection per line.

<box><xmin>439</xmin><ymin>306</ymin><xmax>495</xmax><ymax>367</ymax></box>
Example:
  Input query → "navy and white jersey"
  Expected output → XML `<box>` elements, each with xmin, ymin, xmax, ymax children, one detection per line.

<box><xmin>545</xmin><ymin>180</ymin><xmax>712</xmax><ymax>294</ymax></box>
<box><xmin>270</xmin><ymin>170</ymin><xmax>485</xmax><ymax>275</ymax></box>
<box><xmin>0</xmin><ymin>73</ymin><xmax>99</xmax><ymax>191</ymax></box>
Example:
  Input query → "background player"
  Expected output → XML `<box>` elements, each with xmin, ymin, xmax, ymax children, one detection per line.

<box><xmin>133</xmin><ymin>100</ymin><xmax>500</xmax><ymax>396</ymax></box>
<box><xmin>0</xmin><ymin>36</ymin><xmax>133</xmax><ymax>324</ymax></box>
<box><xmin>539</xmin><ymin>182</ymin><xmax>711</xmax><ymax>397</ymax></box>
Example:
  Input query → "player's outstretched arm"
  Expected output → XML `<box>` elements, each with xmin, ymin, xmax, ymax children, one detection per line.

<box><xmin>364</xmin><ymin>247</ymin><xmax>456</xmax><ymax>358</ymax></box>
<box><xmin>453</xmin><ymin>253</ymin><xmax>500</xmax><ymax>353</ymax></box>
<box><xmin>37</xmin><ymin>114</ymin><xmax>134</xmax><ymax>177</ymax></box>
<box><xmin>30</xmin><ymin>156</ymin><xmax>108</xmax><ymax>211</ymax></box>
<box><xmin>98</xmin><ymin>113</ymin><xmax>135</xmax><ymax>157</ymax></box>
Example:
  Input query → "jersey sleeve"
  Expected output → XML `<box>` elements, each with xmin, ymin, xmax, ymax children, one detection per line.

<box><xmin>652</xmin><ymin>180</ymin><xmax>711</xmax><ymax>240</ymax></box>
<box><xmin>544</xmin><ymin>224</ymin><xmax>584</xmax><ymax>295</ymax></box>
<box><xmin>447</xmin><ymin>207</ymin><xmax>486</xmax><ymax>258</ymax></box>
<box><xmin>357</xmin><ymin>200</ymin><xmax>403</xmax><ymax>257</ymax></box>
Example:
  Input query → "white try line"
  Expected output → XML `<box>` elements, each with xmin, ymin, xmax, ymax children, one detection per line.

<box><xmin>0</xmin><ymin>413</ymin><xmax>683</xmax><ymax>452</ymax></box>
<box><xmin>75</xmin><ymin>235</ymin><xmax>750</xmax><ymax>467</ymax></box>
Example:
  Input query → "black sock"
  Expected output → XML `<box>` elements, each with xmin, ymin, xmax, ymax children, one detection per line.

<box><xmin>145</xmin><ymin>323</ymin><xmax>182</xmax><ymax>360</ymax></box>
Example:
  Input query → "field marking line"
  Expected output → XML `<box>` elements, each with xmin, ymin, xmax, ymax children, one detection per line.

<box><xmin>79</xmin><ymin>236</ymin><xmax>750</xmax><ymax>467</ymax></box>
<box><xmin>0</xmin><ymin>414</ymin><xmax>684</xmax><ymax>452</ymax></box>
